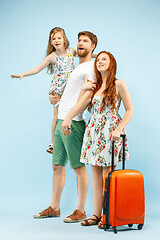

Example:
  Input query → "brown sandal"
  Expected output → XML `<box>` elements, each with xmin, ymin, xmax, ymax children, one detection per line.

<box><xmin>46</xmin><ymin>144</ymin><xmax>53</xmax><ymax>154</ymax></box>
<box><xmin>98</xmin><ymin>217</ymin><xmax>104</xmax><ymax>229</ymax></box>
<box><xmin>81</xmin><ymin>214</ymin><xmax>101</xmax><ymax>226</ymax></box>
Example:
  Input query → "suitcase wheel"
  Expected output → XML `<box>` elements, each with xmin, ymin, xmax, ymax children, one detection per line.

<box><xmin>103</xmin><ymin>224</ymin><xmax>110</xmax><ymax>231</ymax></box>
<box><xmin>113</xmin><ymin>227</ymin><xmax>117</xmax><ymax>234</ymax></box>
<box><xmin>128</xmin><ymin>224</ymin><xmax>133</xmax><ymax>228</ymax></box>
<box><xmin>137</xmin><ymin>224</ymin><xmax>143</xmax><ymax>230</ymax></box>
<box><xmin>106</xmin><ymin>225</ymin><xmax>110</xmax><ymax>229</ymax></box>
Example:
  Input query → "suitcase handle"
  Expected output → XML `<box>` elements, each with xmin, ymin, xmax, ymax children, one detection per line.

<box><xmin>102</xmin><ymin>191</ymin><xmax>106</xmax><ymax>214</ymax></box>
<box><xmin>111</xmin><ymin>134</ymin><xmax>126</xmax><ymax>171</ymax></box>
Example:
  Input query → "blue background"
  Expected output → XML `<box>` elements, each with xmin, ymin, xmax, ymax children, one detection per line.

<box><xmin>0</xmin><ymin>0</ymin><xmax>159</xmax><ymax>239</ymax></box>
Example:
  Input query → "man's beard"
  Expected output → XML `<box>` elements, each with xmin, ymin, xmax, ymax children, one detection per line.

<box><xmin>77</xmin><ymin>48</ymin><xmax>89</xmax><ymax>57</ymax></box>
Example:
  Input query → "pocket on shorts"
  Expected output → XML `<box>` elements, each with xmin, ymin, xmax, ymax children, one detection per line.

<box><xmin>71</xmin><ymin>120</ymin><xmax>86</xmax><ymax>137</ymax></box>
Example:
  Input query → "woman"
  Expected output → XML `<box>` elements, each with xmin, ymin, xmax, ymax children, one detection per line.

<box><xmin>80</xmin><ymin>51</ymin><xmax>134</xmax><ymax>227</ymax></box>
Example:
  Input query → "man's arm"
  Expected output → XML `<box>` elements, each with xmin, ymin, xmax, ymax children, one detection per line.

<box><xmin>91</xmin><ymin>54</ymin><xmax>97</xmax><ymax>58</ymax></box>
<box><xmin>62</xmin><ymin>89</ymin><xmax>94</xmax><ymax>136</ymax></box>
<box><xmin>49</xmin><ymin>93</ymin><xmax>61</xmax><ymax>105</ymax></box>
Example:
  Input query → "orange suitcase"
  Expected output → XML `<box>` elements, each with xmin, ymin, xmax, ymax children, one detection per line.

<box><xmin>102</xmin><ymin>135</ymin><xmax>145</xmax><ymax>234</ymax></box>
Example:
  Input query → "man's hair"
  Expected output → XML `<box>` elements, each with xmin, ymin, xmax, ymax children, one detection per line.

<box><xmin>78</xmin><ymin>31</ymin><xmax>97</xmax><ymax>52</ymax></box>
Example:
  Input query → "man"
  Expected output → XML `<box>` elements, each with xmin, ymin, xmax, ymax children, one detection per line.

<box><xmin>33</xmin><ymin>31</ymin><xmax>97</xmax><ymax>223</ymax></box>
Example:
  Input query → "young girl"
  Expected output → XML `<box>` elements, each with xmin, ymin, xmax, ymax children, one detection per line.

<box><xmin>10</xmin><ymin>27</ymin><xmax>76</xmax><ymax>154</ymax></box>
<box><xmin>79</xmin><ymin>51</ymin><xmax>134</xmax><ymax>227</ymax></box>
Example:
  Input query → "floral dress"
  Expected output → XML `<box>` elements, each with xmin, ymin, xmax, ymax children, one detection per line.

<box><xmin>48</xmin><ymin>48</ymin><xmax>75</xmax><ymax>96</ymax></box>
<box><xmin>80</xmin><ymin>95</ymin><xmax>129</xmax><ymax>167</ymax></box>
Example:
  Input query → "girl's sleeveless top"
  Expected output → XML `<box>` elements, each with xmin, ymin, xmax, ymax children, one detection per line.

<box><xmin>48</xmin><ymin>48</ymin><xmax>75</xmax><ymax>96</ymax></box>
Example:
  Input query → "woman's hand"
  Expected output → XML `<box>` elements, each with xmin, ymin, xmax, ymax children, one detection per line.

<box><xmin>62</xmin><ymin>116</ymin><xmax>72</xmax><ymax>136</ymax></box>
<box><xmin>109</xmin><ymin>129</ymin><xmax>121</xmax><ymax>142</ymax></box>
<box><xmin>10</xmin><ymin>74</ymin><xmax>24</xmax><ymax>80</ymax></box>
<box><xmin>82</xmin><ymin>80</ymin><xmax>96</xmax><ymax>92</ymax></box>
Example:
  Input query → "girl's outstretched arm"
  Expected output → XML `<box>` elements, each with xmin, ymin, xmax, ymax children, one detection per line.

<box><xmin>10</xmin><ymin>53</ymin><xmax>56</xmax><ymax>80</ymax></box>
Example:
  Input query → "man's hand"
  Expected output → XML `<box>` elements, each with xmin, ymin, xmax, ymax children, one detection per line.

<box><xmin>62</xmin><ymin>116</ymin><xmax>72</xmax><ymax>136</ymax></box>
<box><xmin>49</xmin><ymin>93</ymin><xmax>61</xmax><ymax>104</ymax></box>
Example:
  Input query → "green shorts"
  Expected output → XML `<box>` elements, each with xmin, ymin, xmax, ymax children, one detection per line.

<box><xmin>52</xmin><ymin>119</ymin><xmax>86</xmax><ymax>169</ymax></box>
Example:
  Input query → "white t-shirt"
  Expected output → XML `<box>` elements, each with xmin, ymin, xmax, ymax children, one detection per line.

<box><xmin>58</xmin><ymin>61</ymin><xmax>95</xmax><ymax>121</ymax></box>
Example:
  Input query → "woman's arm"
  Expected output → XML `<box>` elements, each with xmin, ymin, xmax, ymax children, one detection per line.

<box><xmin>10</xmin><ymin>53</ymin><xmax>56</xmax><ymax>80</ymax></box>
<box><xmin>110</xmin><ymin>80</ymin><xmax>134</xmax><ymax>141</ymax></box>
<box><xmin>77</xmin><ymin>80</ymin><xmax>96</xmax><ymax>103</ymax></box>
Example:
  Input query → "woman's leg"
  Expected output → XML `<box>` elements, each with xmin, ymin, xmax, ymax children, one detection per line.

<box><xmin>98</xmin><ymin>165</ymin><xmax>116</xmax><ymax>228</ymax></box>
<box><xmin>92</xmin><ymin>166</ymin><xmax>103</xmax><ymax>218</ymax></box>
<box><xmin>81</xmin><ymin>166</ymin><xmax>103</xmax><ymax>225</ymax></box>
<box><xmin>102</xmin><ymin>165</ymin><xmax>116</xmax><ymax>183</ymax></box>
<box><xmin>92</xmin><ymin>165</ymin><xmax>117</xmax><ymax>218</ymax></box>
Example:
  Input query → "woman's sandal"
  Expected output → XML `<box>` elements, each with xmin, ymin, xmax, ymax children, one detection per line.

<box><xmin>81</xmin><ymin>214</ymin><xmax>101</xmax><ymax>226</ymax></box>
<box><xmin>98</xmin><ymin>217</ymin><xmax>104</xmax><ymax>229</ymax></box>
<box><xmin>46</xmin><ymin>144</ymin><xmax>53</xmax><ymax>154</ymax></box>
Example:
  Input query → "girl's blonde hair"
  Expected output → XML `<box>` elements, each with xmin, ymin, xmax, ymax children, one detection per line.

<box><xmin>47</xmin><ymin>27</ymin><xmax>69</xmax><ymax>74</ymax></box>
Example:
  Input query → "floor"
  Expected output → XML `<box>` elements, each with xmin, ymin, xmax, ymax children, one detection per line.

<box><xmin>0</xmin><ymin>196</ymin><xmax>159</xmax><ymax>240</ymax></box>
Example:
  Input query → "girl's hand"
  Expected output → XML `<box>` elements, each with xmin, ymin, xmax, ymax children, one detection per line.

<box><xmin>10</xmin><ymin>74</ymin><xmax>24</xmax><ymax>80</ymax></box>
<box><xmin>82</xmin><ymin>80</ymin><xmax>96</xmax><ymax>92</ymax></box>
<box><xmin>109</xmin><ymin>129</ymin><xmax>121</xmax><ymax>142</ymax></box>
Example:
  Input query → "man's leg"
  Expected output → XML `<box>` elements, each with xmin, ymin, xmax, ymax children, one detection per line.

<box><xmin>74</xmin><ymin>166</ymin><xmax>88</xmax><ymax>213</ymax></box>
<box><xmin>33</xmin><ymin>120</ymin><xmax>67</xmax><ymax>219</ymax></box>
<box><xmin>63</xmin><ymin>166</ymin><xmax>88</xmax><ymax>223</ymax></box>
<box><xmin>50</xmin><ymin>164</ymin><xmax>65</xmax><ymax>210</ymax></box>
<box><xmin>63</xmin><ymin>120</ymin><xmax>88</xmax><ymax>223</ymax></box>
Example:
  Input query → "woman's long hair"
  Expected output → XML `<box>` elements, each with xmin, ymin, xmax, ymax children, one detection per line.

<box><xmin>46</xmin><ymin>27</ymin><xmax>69</xmax><ymax>74</ymax></box>
<box><xmin>89</xmin><ymin>51</ymin><xmax>117</xmax><ymax>111</ymax></box>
